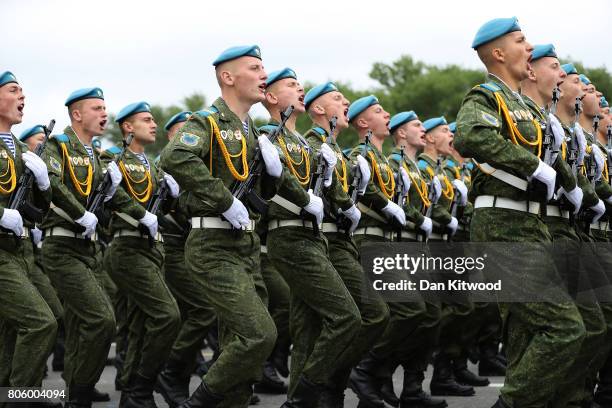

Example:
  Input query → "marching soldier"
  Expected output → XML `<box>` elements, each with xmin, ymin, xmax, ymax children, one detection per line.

<box><xmin>0</xmin><ymin>72</ymin><xmax>57</xmax><ymax>393</ymax></box>
<box><xmin>107</xmin><ymin>101</ymin><xmax>181</xmax><ymax>408</ymax></box>
<box><xmin>304</xmin><ymin>81</ymin><xmax>390</xmax><ymax>405</ymax></box>
<box><xmin>454</xmin><ymin>18</ymin><xmax>586</xmax><ymax>408</ymax></box>
<box><xmin>261</xmin><ymin>69</ymin><xmax>361</xmax><ymax>408</ymax></box>
<box><xmin>165</xmin><ymin>111</ymin><xmax>192</xmax><ymax>141</ymax></box>
<box><xmin>40</xmin><ymin>87</ymin><xmax>123</xmax><ymax>408</ymax></box>
<box><xmin>160</xmin><ymin>45</ymin><xmax>282</xmax><ymax>408</ymax></box>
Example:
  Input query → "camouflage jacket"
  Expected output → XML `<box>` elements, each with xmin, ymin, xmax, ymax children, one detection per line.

<box><xmin>387</xmin><ymin>147</ymin><xmax>426</xmax><ymax>228</ymax></box>
<box><xmin>418</xmin><ymin>152</ymin><xmax>453</xmax><ymax>228</ymax></box>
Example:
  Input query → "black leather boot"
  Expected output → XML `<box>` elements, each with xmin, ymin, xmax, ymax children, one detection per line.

<box><xmin>399</xmin><ymin>369</ymin><xmax>447</xmax><ymax>408</ymax></box>
<box><xmin>64</xmin><ymin>384</ymin><xmax>93</xmax><ymax>408</ymax></box>
<box><xmin>271</xmin><ymin>338</ymin><xmax>291</xmax><ymax>378</ymax></box>
<box><xmin>280</xmin><ymin>376</ymin><xmax>322</xmax><ymax>408</ymax></box>
<box><xmin>380</xmin><ymin>375</ymin><xmax>399</xmax><ymax>407</ymax></box>
<box><xmin>91</xmin><ymin>387</ymin><xmax>110</xmax><ymax>402</ymax></box>
<box><xmin>491</xmin><ymin>397</ymin><xmax>511</xmax><ymax>408</ymax></box>
<box><xmin>178</xmin><ymin>382</ymin><xmax>223</xmax><ymax>408</ymax></box>
<box><xmin>348</xmin><ymin>352</ymin><xmax>386</xmax><ymax>408</ymax></box>
<box><xmin>318</xmin><ymin>385</ymin><xmax>345</xmax><ymax>408</ymax></box>
<box><xmin>479</xmin><ymin>341</ymin><xmax>506</xmax><ymax>376</ymax></box>
<box><xmin>123</xmin><ymin>373</ymin><xmax>158</xmax><ymax>408</ymax></box>
<box><xmin>254</xmin><ymin>360</ymin><xmax>287</xmax><ymax>394</ymax></box>
<box><xmin>156</xmin><ymin>361</ymin><xmax>191</xmax><ymax>408</ymax></box>
<box><xmin>430</xmin><ymin>353</ymin><xmax>475</xmax><ymax>397</ymax></box>
<box><xmin>453</xmin><ymin>356</ymin><xmax>490</xmax><ymax>386</ymax></box>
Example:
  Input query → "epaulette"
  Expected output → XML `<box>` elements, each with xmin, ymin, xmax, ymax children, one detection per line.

<box><xmin>417</xmin><ymin>159</ymin><xmax>429</xmax><ymax>171</ymax></box>
<box><xmin>193</xmin><ymin>106</ymin><xmax>219</xmax><ymax>119</ymax></box>
<box><xmin>478</xmin><ymin>83</ymin><xmax>501</xmax><ymax>93</ymax></box>
<box><xmin>153</xmin><ymin>155</ymin><xmax>160</xmax><ymax>167</ymax></box>
<box><xmin>466</xmin><ymin>162</ymin><xmax>474</xmax><ymax>171</ymax></box>
<box><xmin>105</xmin><ymin>146</ymin><xmax>121</xmax><ymax>155</ymax></box>
<box><xmin>312</xmin><ymin>126</ymin><xmax>326</xmax><ymax>137</ymax></box>
<box><xmin>389</xmin><ymin>153</ymin><xmax>402</xmax><ymax>163</ymax></box>
<box><xmin>445</xmin><ymin>159</ymin><xmax>456</xmax><ymax>168</ymax></box>
<box><xmin>342</xmin><ymin>147</ymin><xmax>353</xmax><ymax>157</ymax></box>
<box><xmin>52</xmin><ymin>134</ymin><xmax>69</xmax><ymax>143</ymax></box>
<box><xmin>258</xmin><ymin>124</ymin><xmax>279</xmax><ymax>134</ymax></box>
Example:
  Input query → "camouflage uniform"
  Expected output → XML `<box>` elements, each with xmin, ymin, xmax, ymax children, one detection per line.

<box><xmin>454</xmin><ymin>75</ymin><xmax>586</xmax><ymax>407</ymax></box>
<box><xmin>160</xmin><ymin>98</ymin><xmax>278</xmax><ymax>408</ymax></box>
<box><xmin>0</xmin><ymin>134</ymin><xmax>57</xmax><ymax>390</ymax></box>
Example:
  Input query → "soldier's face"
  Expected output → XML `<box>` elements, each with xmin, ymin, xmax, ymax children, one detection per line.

<box><xmin>432</xmin><ymin>125</ymin><xmax>453</xmax><ymax>155</ymax></box>
<box><xmin>167</xmin><ymin>122</ymin><xmax>183</xmax><ymax>141</ymax></box>
<box><xmin>504</xmin><ymin>31</ymin><xmax>533</xmax><ymax>81</ymax></box>
<box><xmin>599</xmin><ymin>107</ymin><xmax>611</xmax><ymax>130</ymax></box>
<box><xmin>127</xmin><ymin>112</ymin><xmax>157</xmax><ymax>145</ymax></box>
<box><xmin>0</xmin><ymin>83</ymin><xmax>25</xmax><ymax>129</ymax></box>
<box><xmin>234</xmin><ymin>57</ymin><xmax>268</xmax><ymax>104</ymax></box>
<box><xmin>74</xmin><ymin>99</ymin><xmax>108</xmax><ymax>136</ymax></box>
<box><xmin>25</xmin><ymin>132</ymin><xmax>45</xmax><ymax>151</ymax></box>
<box><xmin>559</xmin><ymin>75</ymin><xmax>583</xmax><ymax>109</ymax></box>
<box><xmin>401</xmin><ymin>120</ymin><xmax>426</xmax><ymax>148</ymax></box>
<box><xmin>532</xmin><ymin>57</ymin><xmax>565</xmax><ymax>102</ymax></box>
<box><xmin>269</xmin><ymin>78</ymin><xmax>305</xmax><ymax>114</ymax></box>
<box><xmin>582</xmin><ymin>83</ymin><xmax>599</xmax><ymax>116</ymax></box>
<box><xmin>319</xmin><ymin>91</ymin><xmax>350</xmax><ymax>130</ymax></box>
<box><xmin>361</xmin><ymin>104</ymin><xmax>390</xmax><ymax>138</ymax></box>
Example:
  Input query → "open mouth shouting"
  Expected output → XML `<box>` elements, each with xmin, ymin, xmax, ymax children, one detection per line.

<box><xmin>298</xmin><ymin>94</ymin><xmax>305</xmax><ymax>106</ymax></box>
<box><xmin>17</xmin><ymin>103</ymin><xmax>24</xmax><ymax>117</ymax></box>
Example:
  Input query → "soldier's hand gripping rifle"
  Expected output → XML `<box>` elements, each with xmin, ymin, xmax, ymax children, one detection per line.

<box><xmin>393</xmin><ymin>146</ymin><xmax>406</xmax><ymax>242</ymax></box>
<box><xmin>303</xmin><ymin>115</ymin><xmax>337</xmax><ymax>236</ymax></box>
<box><xmin>542</xmin><ymin>87</ymin><xmax>561</xmax><ymax>166</ymax></box>
<box><xmin>140</xmin><ymin>170</ymin><xmax>169</xmax><ymax>247</ymax></box>
<box><xmin>7</xmin><ymin>119</ymin><xmax>55</xmax><ymax>227</ymax></box>
<box><xmin>418</xmin><ymin>157</ymin><xmax>442</xmax><ymax>242</ymax></box>
<box><xmin>86</xmin><ymin>133</ymin><xmax>133</xmax><ymax>218</ymax></box>
<box><xmin>585</xmin><ymin>115</ymin><xmax>601</xmax><ymax>189</ymax></box>
<box><xmin>607</xmin><ymin>125</ymin><xmax>612</xmax><ymax>185</ymax></box>
<box><xmin>230</xmin><ymin>105</ymin><xmax>294</xmax><ymax>214</ymax></box>
<box><xmin>566</xmin><ymin>96</ymin><xmax>583</xmax><ymax>226</ymax></box>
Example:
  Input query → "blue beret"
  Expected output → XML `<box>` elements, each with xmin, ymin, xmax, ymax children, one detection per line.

<box><xmin>92</xmin><ymin>138</ymin><xmax>102</xmax><ymax>149</ymax></box>
<box><xmin>531</xmin><ymin>44</ymin><xmax>557</xmax><ymax>62</ymax></box>
<box><xmin>304</xmin><ymin>82</ymin><xmax>338</xmax><ymax>110</ymax></box>
<box><xmin>266</xmin><ymin>68</ymin><xmax>297</xmax><ymax>87</ymax></box>
<box><xmin>212</xmin><ymin>45</ymin><xmax>261</xmax><ymax>66</ymax></box>
<box><xmin>601</xmin><ymin>97</ymin><xmax>609</xmax><ymax>108</ymax></box>
<box><xmin>472</xmin><ymin>17</ymin><xmax>521</xmax><ymax>49</ymax></box>
<box><xmin>348</xmin><ymin>95</ymin><xmax>379</xmax><ymax>122</ymax></box>
<box><xmin>0</xmin><ymin>71</ymin><xmax>18</xmax><ymax>87</ymax></box>
<box><xmin>579</xmin><ymin>74</ymin><xmax>591</xmax><ymax>85</ymax></box>
<box><xmin>116</xmin><ymin>101</ymin><xmax>152</xmax><ymax>123</ymax></box>
<box><xmin>389</xmin><ymin>111</ymin><xmax>418</xmax><ymax>133</ymax></box>
<box><xmin>19</xmin><ymin>125</ymin><xmax>44</xmax><ymax>141</ymax></box>
<box><xmin>65</xmin><ymin>87</ymin><xmax>104</xmax><ymax>107</ymax></box>
<box><xmin>164</xmin><ymin>111</ymin><xmax>192</xmax><ymax>131</ymax></box>
<box><xmin>561</xmin><ymin>63</ymin><xmax>578</xmax><ymax>76</ymax></box>
<box><xmin>448</xmin><ymin>122</ymin><xmax>457</xmax><ymax>133</ymax></box>
<box><xmin>423</xmin><ymin>116</ymin><xmax>448</xmax><ymax>132</ymax></box>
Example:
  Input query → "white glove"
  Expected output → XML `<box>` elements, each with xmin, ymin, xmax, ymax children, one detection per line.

<box><xmin>606</xmin><ymin>196</ymin><xmax>612</xmax><ymax>205</ymax></box>
<box><xmin>258</xmin><ymin>135</ymin><xmax>282</xmax><ymax>178</ymax></box>
<box><xmin>356</xmin><ymin>155</ymin><xmax>371</xmax><ymax>194</ymax></box>
<box><xmin>381</xmin><ymin>201</ymin><xmax>406</xmax><ymax>226</ymax></box>
<box><xmin>22</xmin><ymin>151</ymin><xmax>50</xmax><ymax>191</ymax></box>
<box><xmin>451</xmin><ymin>179</ymin><xmax>468</xmax><ymax>206</ymax></box>
<box><xmin>103</xmin><ymin>161</ymin><xmax>123</xmax><ymax>202</ymax></box>
<box><xmin>0</xmin><ymin>208</ymin><xmax>23</xmax><ymax>236</ymax></box>
<box><xmin>419</xmin><ymin>216</ymin><xmax>432</xmax><ymax>238</ymax></box>
<box><xmin>590</xmin><ymin>199</ymin><xmax>606</xmax><ymax>223</ymax></box>
<box><xmin>139</xmin><ymin>210</ymin><xmax>158</xmax><ymax>237</ymax></box>
<box><xmin>574</xmin><ymin>125</ymin><xmax>587</xmax><ymax>166</ymax></box>
<box><xmin>430</xmin><ymin>177</ymin><xmax>442</xmax><ymax>204</ymax></box>
<box><xmin>31</xmin><ymin>227</ymin><xmax>43</xmax><ymax>245</ymax></box>
<box><xmin>592</xmin><ymin>146</ymin><xmax>605</xmax><ymax>181</ymax></box>
<box><xmin>303</xmin><ymin>191</ymin><xmax>324</xmax><ymax>226</ymax></box>
<box><xmin>341</xmin><ymin>204</ymin><xmax>361</xmax><ymax>233</ymax></box>
<box><xmin>530</xmin><ymin>160</ymin><xmax>557</xmax><ymax>201</ymax></box>
<box><xmin>75</xmin><ymin>211</ymin><xmax>98</xmax><ymax>238</ymax></box>
<box><xmin>163</xmin><ymin>173</ymin><xmax>180</xmax><ymax>198</ymax></box>
<box><xmin>549</xmin><ymin>114</ymin><xmax>565</xmax><ymax>152</ymax></box>
<box><xmin>446</xmin><ymin>217</ymin><xmax>459</xmax><ymax>236</ymax></box>
<box><xmin>558</xmin><ymin>186</ymin><xmax>583</xmax><ymax>215</ymax></box>
<box><xmin>222</xmin><ymin>197</ymin><xmax>251</xmax><ymax>230</ymax></box>
<box><xmin>399</xmin><ymin>167</ymin><xmax>411</xmax><ymax>196</ymax></box>
<box><xmin>320</xmin><ymin>143</ymin><xmax>337</xmax><ymax>188</ymax></box>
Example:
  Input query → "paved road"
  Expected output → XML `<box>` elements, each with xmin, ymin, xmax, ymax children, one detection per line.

<box><xmin>43</xmin><ymin>346</ymin><xmax>502</xmax><ymax>408</ymax></box>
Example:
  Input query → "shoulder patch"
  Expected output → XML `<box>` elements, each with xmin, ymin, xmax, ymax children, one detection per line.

<box><xmin>478</xmin><ymin>83</ymin><xmax>501</xmax><ymax>92</ymax></box>
<box><xmin>179</xmin><ymin>132</ymin><xmax>200</xmax><ymax>146</ymax></box>
<box><xmin>49</xmin><ymin>156</ymin><xmax>62</xmax><ymax>172</ymax></box>
<box><xmin>53</xmin><ymin>134</ymin><xmax>69</xmax><ymax>143</ymax></box>
<box><xmin>480</xmin><ymin>111</ymin><xmax>500</xmax><ymax>127</ymax></box>
<box><xmin>417</xmin><ymin>160</ymin><xmax>429</xmax><ymax>171</ymax></box>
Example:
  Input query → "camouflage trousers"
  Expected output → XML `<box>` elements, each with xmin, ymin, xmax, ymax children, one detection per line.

<box><xmin>108</xmin><ymin>237</ymin><xmax>180</xmax><ymax>383</ymax></box>
<box><xmin>471</xmin><ymin>208</ymin><xmax>586</xmax><ymax>408</ymax></box>
<box><xmin>267</xmin><ymin>226</ymin><xmax>360</xmax><ymax>395</ymax></box>
<box><xmin>163</xmin><ymin>236</ymin><xmax>216</xmax><ymax>375</ymax></box>
<box><xmin>42</xmin><ymin>236</ymin><xmax>116</xmax><ymax>387</ymax></box>
<box><xmin>325</xmin><ymin>232</ymin><xmax>390</xmax><ymax>389</ymax></box>
<box><xmin>25</xmin><ymin>241</ymin><xmax>63</xmax><ymax>321</ymax></box>
<box><xmin>185</xmin><ymin>227</ymin><xmax>276</xmax><ymax>408</ymax></box>
<box><xmin>0</xmin><ymin>237</ymin><xmax>57</xmax><ymax>388</ymax></box>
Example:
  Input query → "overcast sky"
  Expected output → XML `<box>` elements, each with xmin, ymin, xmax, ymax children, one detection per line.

<box><xmin>2</xmin><ymin>0</ymin><xmax>611</xmax><ymax>137</ymax></box>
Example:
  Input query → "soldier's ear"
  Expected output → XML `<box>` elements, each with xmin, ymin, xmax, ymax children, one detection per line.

<box><xmin>356</xmin><ymin>116</ymin><xmax>368</xmax><ymax>130</ymax></box>
<box><xmin>312</xmin><ymin>103</ymin><xmax>325</xmax><ymax>116</ymax></box>
<box><xmin>492</xmin><ymin>47</ymin><xmax>505</xmax><ymax>64</ymax></box>
<box><xmin>219</xmin><ymin>70</ymin><xmax>234</xmax><ymax>87</ymax></box>
<box><xmin>526</xmin><ymin>66</ymin><xmax>537</xmax><ymax>82</ymax></box>
<box><xmin>265</xmin><ymin>91</ymin><xmax>278</xmax><ymax>106</ymax></box>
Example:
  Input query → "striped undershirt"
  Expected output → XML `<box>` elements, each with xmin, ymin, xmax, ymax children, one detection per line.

<box><xmin>0</xmin><ymin>132</ymin><xmax>16</xmax><ymax>157</ymax></box>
